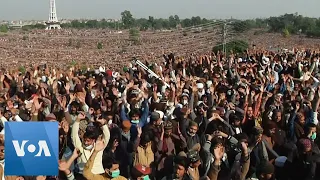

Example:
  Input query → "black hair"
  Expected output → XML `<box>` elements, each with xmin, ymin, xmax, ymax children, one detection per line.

<box><xmin>84</xmin><ymin>129</ymin><xmax>100</xmax><ymax>140</ymax></box>
<box><xmin>210</xmin><ymin>137</ymin><xmax>225</xmax><ymax>152</ymax></box>
<box><xmin>229</xmin><ymin>113</ymin><xmax>240</xmax><ymax>124</ymax></box>
<box><xmin>102</xmin><ymin>156</ymin><xmax>119</xmax><ymax>170</ymax></box>
<box><xmin>174</xmin><ymin>156</ymin><xmax>188</xmax><ymax>169</ymax></box>
<box><xmin>129</xmin><ymin>108</ymin><xmax>141</xmax><ymax>118</ymax></box>
<box><xmin>306</xmin><ymin>123</ymin><xmax>317</xmax><ymax>129</ymax></box>
<box><xmin>234</xmin><ymin>133</ymin><xmax>249</xmax><ymax>143</ymax></box>
<box><xmin>140</xmin><ymin>132</ymin><xmax>151</xmax><ymax>146</ymax></box>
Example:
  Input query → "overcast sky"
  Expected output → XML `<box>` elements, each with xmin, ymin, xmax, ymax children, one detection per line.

<box><xmin>1</xmin><ymin>0</ymin><xmax>320</xmax><ymax>21</ymax></box>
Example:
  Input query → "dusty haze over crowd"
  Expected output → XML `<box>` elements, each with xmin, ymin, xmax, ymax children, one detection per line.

<box><xmin>1</xmin><ymin>0</ymin><xmax>320</xmax><ymax>20</ymax></box>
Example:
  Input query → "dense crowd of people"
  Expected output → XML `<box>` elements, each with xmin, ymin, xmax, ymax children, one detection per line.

<box><xmin>0</xmin><ymin>45</ymin><xmax>319</xmax><ymax>180</ymax></box>
<box><xmin>2</xmin><ymin>28</ymin><xmax>320</xmax><ymax>70</ymax></box>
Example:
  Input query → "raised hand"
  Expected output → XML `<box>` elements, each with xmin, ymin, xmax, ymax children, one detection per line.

<box><xmin>213</xmin><ymin>145</ymin><xmax>224</xmax><ymax>161</ymax></box>
<box><xmin>33</xmin><ymin>98</ymin><xmax>43</xmax><ymax>111</ymax></box>
<box><xmin>65</xmin><ymin>82</ymin><xmax>71</xmax><ymax>92</ymax></box>
<box><xmin>77</xmin><ymin>112</ymin><xmax>86</xmax><ymax>121</ymax></box>
<box><xmin>212</xmin><ymin>113</ymin><xmax>220</xmax><ymax>120</ymax></box>
<box><xmin>0</xmin><ymin>74</ymin><xmax>4</xmax><ymax>82</ymax></box>
<box><xmin>240</xmin><ymin>142</ymin><xmax>248</xmax><ymax>154</ymax></box>
<box><xmin>61</xmin><ymin>120</ymin><xmax>69</xmax><ymax>134</ymax></box>
<box><xmin>96</xmin><ymin>117</ymin><xmax>107</xmax><ymax>126</ymax></box>
<box><xmin>72</xmin><ymin>148</ymin><xmax>81</xmax><ymax>158</ymax></box>
<box><xmin>137</xmin><ymin>126</ymin><xmax>142</xmax><ymax>137</ymax></box>
<box><xmin>58</xmin><ymin>160</ymin><xmax>68</xmax><ymax>172</ymax></box>
<box><xmin>94</xmin><ymin>139</ymin><xmax>106</xmax><ymax>152</ymax></box>
<box><xmin>89</xmin><ymin>80</ymin><xmax>96</xmax><ymax>88</ymax></box>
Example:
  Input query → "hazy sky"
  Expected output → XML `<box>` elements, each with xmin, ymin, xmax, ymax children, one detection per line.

<box><xmin>1</xmin><ymin>0</ymin><xmax>320</xmax><ymax>21</ymax></box>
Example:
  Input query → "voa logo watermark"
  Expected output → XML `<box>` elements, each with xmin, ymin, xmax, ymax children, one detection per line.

<box><xmin>12</xmin><ymin>140</ymin><xmax>51</xmax><ymax>157</ymax></box>
<box><xmin>5</xmin><ymin>122</ymin><xmax>59</xmax><ymax>176</ymax></box>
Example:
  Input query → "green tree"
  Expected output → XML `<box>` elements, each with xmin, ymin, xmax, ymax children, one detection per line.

<box><xmin>191</xmin><ymin>16</ymin><xmax>202</xmax><ymax>26</ymax></box>
<box><xmin>282</xmin><ymin>28</ymin><xmax>290</xmax><ymax>38</ymax></box>
<box><xmin>33</xmin><ymin>24</ymin><xmax>46</xmax><ymax>29</ymax></box>
<box><xmin>232</xmin><ymin>21</ymin><xmax>250</xmax><ymax>33</ymax></box>
<box><xmin>181</xmin><ymin>18</ymin><xmax>192</xmax><ymax>27</ymax></box>
<box><xmin>148</xmin><ymin>16</ymin><xmax>155</xmax><ymax>29</ymax></box>
<box><xmin>97</xmin><ymin>42</ymin><xmax>103</xmax><ymax>49</ymax></box>
<box><xmin>86</xmin><ymin>20</ymin><xmax>99</xmax><ymax>28</ymax></box>
<box><xmin>174</xmin><ymin>15</ymin><xmax>180</xmax><ymax>25</ymax></box>
<box><xmin>129</xmin><ymin>28</ymin><xmax>140</xmax><ymax>44</ymax></box>
<box><xmin>121</xmin><ymin>10</ymin><xmax>135</xmax><ymax>29</ymax></box>
<box><xmin>168</xmin><ymin>15</ymin><xmax>177</xmax><ymax>29</ymax></box>
<box><xmin>0</xmin><ymin>25</ymin><xmax>8</xmax><ymax>33</ymax></box>
<box><xmin>212</xmin><ymin>40</ymin><xmax>248</xmax><ymax>55</ymax></box>
<box><xmin>136</xmin><ymin>18</ymin><xmax>150</xmax><ymax>31</ymax></box>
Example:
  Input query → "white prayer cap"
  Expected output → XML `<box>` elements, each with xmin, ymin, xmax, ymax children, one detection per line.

<box><xmin>155</xmin><ymin>110</ymin><xmax>164</xmax><ymax>119</ymax></box>
<box><xmin>206</xmin><ymin>80</ymin><xmax>212</xmax><ymax>87</ymax></box>
<box><xmin>99</xmin><ymin>66</ymin><xmax>105</xmax><ymax>73</ymax></box>
<box><xmin>41</xmin><ymin>76</ymin><xmax>46</xmax><ymax>82</ymax></box>
<box><xmin>197</xmin><ymin>83</ymin><xmax>204</xmax><ymax>89</ymax></box>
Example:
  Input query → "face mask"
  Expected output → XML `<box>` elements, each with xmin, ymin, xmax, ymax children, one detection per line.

<box><xmin>142</xmin><ymin>175</ymin><xmax>150</xmax><ymax>180</ymax></box>
<box><xmin>108</xmin><ymin>119</ymin><xmax>113</xmax><ymax>125</ymax></box>
<box><xmin>84</xmin><ymin>144</ymin><xmax>93</xmax><ymax>150</ymax></box>
<box><xmin>110</xmin><ymin>169</ymin><xmax>120</xmax><ymax>178</ymax></box>
<box><xmin>182</xmin><ymin>99</ymin><xmax>188</xmax><ymax>105</ymax></box>
<box><xmin>131</xmin><ymin>120</ymin><xmax>139</xmax><ymax>124</ymax></box>
<box><xmin>311</xmin><ymin>132</ymin><xmax>317</xmax><ymax>140</ymax></box>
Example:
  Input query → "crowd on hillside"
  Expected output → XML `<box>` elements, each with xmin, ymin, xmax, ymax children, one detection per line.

<box><xmin>0</xmin><ymin>29</ymin><xmax>213</xmax><ymax>70</ymax></box>
<box><xmin>0</xmin><ymin>45</ymin><xmax>320</xmax><ymax>180</ymax></box>
<box><xmin>2</xmin><ymin>29</ymin><xmax>320</xmax><ymax>71</ymax></box>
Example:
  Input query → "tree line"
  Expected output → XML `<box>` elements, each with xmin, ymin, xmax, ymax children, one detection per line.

<box><xmin>61</xmin><ymin>10</ymin><xmax>212</xmax><ymax>30</ymax></box>
<box><xmin>4</xmin><ymin>11</ymin><xmax>320</xmax><ymax>38</ymax></box>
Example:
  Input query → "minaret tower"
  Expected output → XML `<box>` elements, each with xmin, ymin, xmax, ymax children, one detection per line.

<box><xmin>45</xmin><ymin>0</ymin><xmax>61</xmax><ymax>30</ymax></box>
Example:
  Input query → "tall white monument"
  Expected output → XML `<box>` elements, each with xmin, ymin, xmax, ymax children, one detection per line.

<box><xmin>45</xmin><ymin>0</ymin><xmax>61</xmax><ymax>30</ymax></box>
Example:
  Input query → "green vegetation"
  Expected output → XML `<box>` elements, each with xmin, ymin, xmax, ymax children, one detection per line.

<box><xmin>0</xmin><ymin>25</ymin><xmax>8</xmax><ymax>33</ymax></box>
<box><xmin>22</xmin><ymin>24</ymin><xmax>45</xmax><ymax>31</ymax></box>
<box><xmin>59</xmin><ymin>11</ymin><xmax>211</xmax><ymax>30</ymax></box>
<box><xmin>97</xmin><ymin>42</ymin><xmax>103</xmax><ymax>49</ymax></box>
<box><xmin>18</xmin><ymin>66</ymin><xmax>26</xmax><ymax>74</ymax></box>
<box><xmin>282</xmin><ymin>28</ymin><xmax>290</xmax><ymax>38</ymax></box>
<box><xmin>212</xmin><ymin>40</ymin><xmax>249</xmax><ymax>55</ymax></box>
<box><xmin>4</xmin><ymin>12</ymin><xmax>320</xmax><ymax>39</ymax></box>
<box><xmin>129</xmin><ymin>28</ymin><xmax>140</xmax><ymax>44</ymax></box>
<box><xmin>70</xmin><ymin>60</ymin><xmax>77</xmax><ymax>66</ymax></box>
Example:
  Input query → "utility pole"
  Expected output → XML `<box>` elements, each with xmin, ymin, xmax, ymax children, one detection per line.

<box><xmin>222</xmin><ymin>22</ymin><xmax>227</xmax><ymax>57</ymax></box>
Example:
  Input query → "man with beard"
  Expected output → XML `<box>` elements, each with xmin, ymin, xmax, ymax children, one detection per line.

<box><xmin>184</xmin><ymin>121</ymin><xmax>205</xmax><ymax>151</ymax></box>
<box><xmin>143</xmin><ymin>111</ymin><xmax>163</xmax><ymax>151</ymax></box>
